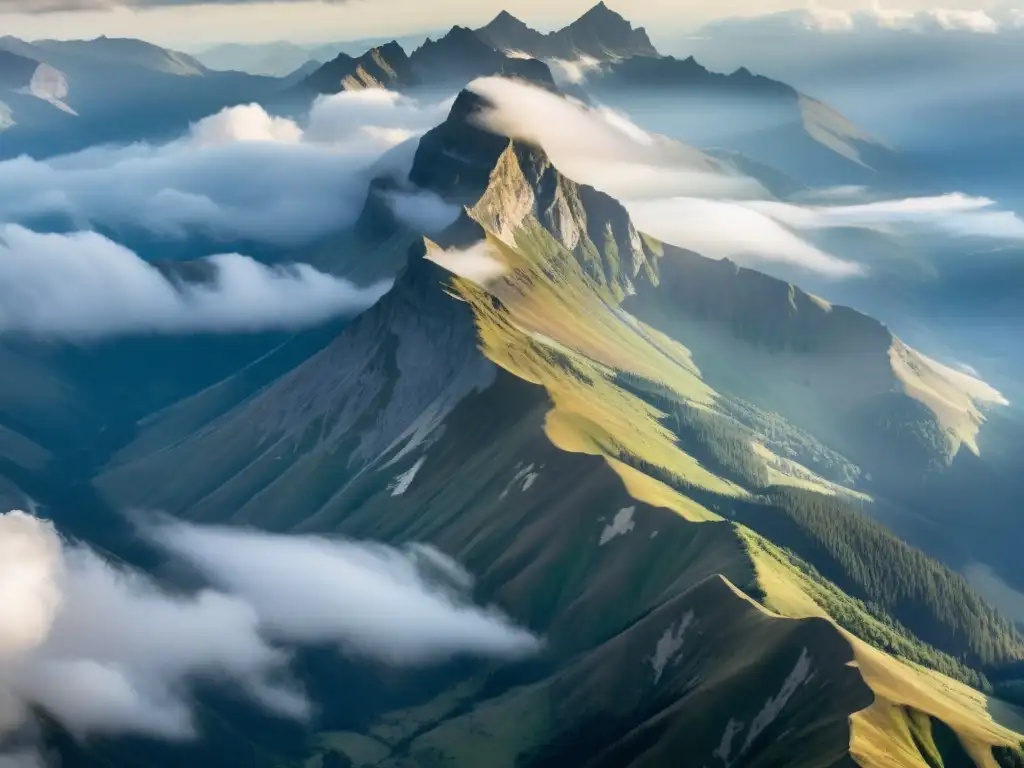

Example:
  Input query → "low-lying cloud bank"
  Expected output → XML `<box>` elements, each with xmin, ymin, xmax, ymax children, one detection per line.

<box><xmin>704</xmin><ymin>7</ymin><xmax>1020</xmax><ymax>35</ymax></box>
<box><xmin>152</xmin><ymin>519</ymin><xmax>537</xmax><ymax>665</ymax></box>
<box><xmin>0</xmin><ymin>89</ymin><xmax>452</xmax><ymax>246</ymax></box>
<box><xmin>468</xmin><ymin>76</ymin><xmax>1024</xmax><ymax>278</ymax></box>
<box><xmin>0</xmin><ymin>510</ymin><xmax>538</xmax><ymax>763</ymax></box>
<box><xmin>0</xmin><ymin>225</ymin><xmax>392</xmax><ymax>338</ymax></box>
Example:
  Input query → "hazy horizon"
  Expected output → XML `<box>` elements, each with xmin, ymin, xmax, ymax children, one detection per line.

<box><xmin>1</xmin><ymin>0</ymin><xmax>1018</xmax><ymax>49</ymax></box>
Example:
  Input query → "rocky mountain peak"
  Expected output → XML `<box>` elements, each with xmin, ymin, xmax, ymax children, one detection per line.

<box><xmin>566</xmin><ymin>1</ymin><xmax>659</xmax><ymax>58</ymax></box>
<box><xmin>408</xmin><ymin>89</ymin><xmax>654</xmax><ymax>296</ymax></box>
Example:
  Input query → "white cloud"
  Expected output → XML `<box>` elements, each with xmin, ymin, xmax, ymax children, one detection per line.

<box><xmin>0</xmin><ymin>92</ymin><xmax>453</xmax><ymax>247</ymax></box>
<box><xmin>187</xmin><ymin>103</ymin><xmax>304</xmax><ymax>147</ymax></box>
<box><xmin>383</xmin><ymin>190</ymin><xmax>462</xmax><ymax>234</ymax></box>
<box><xmin>628</xmin><ymin>197</ymin><xmax>863</xmax><ymax>278</ymax></box>
<box><xmin>303</xmin><ymin>88</ymin><xmax>454</xmax><ymax>147</ymax></box>
<box><xmin>0</xmin><ymin>225</ymin><xmax>392</xmax><ymax>338</ymax></box>
<box><xmin>796</xmin><ymin>6</ymin><xmax>1002</xmax><ymax>34</ymax></box>
<box><xmin>468</xmin><ymin>76</ymin><xmax>764</xmax><ymax>201</ymax></box>
<box><xmin>0</xmin><ymin>510</ymin><xmax>538</xmax><ymax>763</ymax></box>
<box><xmin>0</xmin><ymin>510</ymin><xmax>301</xmax><ymax>745</ymax></box>
<box><xmin>427</xmin><ymin>242</ymin><xmax>509</xmax><ymax>286</ymax></box>
<box><xmin>466</xmin><ymin>77</ymin><xmax>1024</xmax><ymax>278</ymax></box>
<box><xmin>744</xmin><ymin>193</ymin><xmax>1024</xmax><ymax>240</ymax></box>
<box><xmin>150</xmin><ymin>519</ymin><xmax>541</xmax><ymax>665</ymax></box>
<box><xmin>467</xmin><ymin>78</ymin><xmax>854</xmax><ymax>276</ymax></box>
<box><xmin>548</xmin><ymin>55</ymin><xmax>604</xmax><ymax>86</ymax></box>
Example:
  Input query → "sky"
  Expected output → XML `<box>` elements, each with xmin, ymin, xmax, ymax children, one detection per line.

<box><xmin>0</xmin><ymin>0</ymin><xmax>1011</xmax><ymax>49</ymax></box>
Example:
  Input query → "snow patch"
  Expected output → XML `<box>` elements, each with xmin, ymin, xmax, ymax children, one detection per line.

<box><xmin>389</xmin><ymin>456</ymin><xmax>425</xmax><ymax>496</ymax></box>
<box><xmin>500</xmin><ymin>464</ymin><xmax>538</xmax><ymax>499</ymax></box>
<box><xmin>740</xmin><ymin>648</ymin><xmax>813</xmax><ymax>755</ymax></box>
<box><xmin>713</xmin><ymin>717</ymin><xmax>745</xmax><ymax>766</ymax></box>
<box><xmin>599</xmin><ymin>506</ymin><xmax>636</xmax><ymax>546</ymax></box>
<box><xmin>650</xmin><ymin>612</ymin><xmax>694</xmax><ymax>684</ymax></box>
<box><xmin>521</xmin><ymin>471</ymin><xmax>539</xmax><ymax>491</ymax></box>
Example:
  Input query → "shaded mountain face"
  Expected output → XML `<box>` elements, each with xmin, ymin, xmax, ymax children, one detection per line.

<box><xmin>299</xmin><ymin>41</ymin><xmax>414</xmax><ymax>93</ymax></box>
<box><xmin>298</xmin><ymin>28</ymin><xmax>554</xmax><ymax>96</ymax></box>
<box><xmin>81</xmin><ymin>88</ymin><xmax>1024</xmax><ymax>768</ymax></box>
<box><xmin>195</xmin><ymin>40</ymin><xmax>315</xmax><ymax>77</ymax></box>
<box><xmin>0</xmin><ymin>48</ymin><xmax>38</xmax><ymax>89</ymax></box>
<box><xmin>0</xmin><ymin>47</ymin><xmax>76</xmax><ymax>133</ymax></box>
<box><xmin>580</xmin><ymin>53</ymin><xmax>903</xmax><ymax>187</ymax></box>
<box><xmin>468</xmin><ymin>7</ymin><xmax>905</xmax><ymax>187</ymax></box>
<box><xmin>30</xmin><ymin>36</ymin><xmax>208</xmax><ymax>77</ymax></box>
<box><xmin>477</xmin><ymin>2</ymin><xmax>659</xmax><ymax>61</ymax></box>
<box><xmin>0</xmin><ymin>36</ymin><xmax>278</xmax><ymax>157</ymax></box>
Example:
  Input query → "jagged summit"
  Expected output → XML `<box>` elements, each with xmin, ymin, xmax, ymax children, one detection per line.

<box><xmin>299</xmin><ymin>41</ymin><xmax>412</xmax><ymax>93</ymax></box>
<box><xmin>577</xmin><ymin>0</ymin><xmax>623</xmax><ymax>23</ymax></box>
<box><xmin>488</xmin><ymin>9</ymin><xmax>528</xmax><ymax>27</ymax></box>
<box><xmin>409</xmin><ymin>25</ymin><xmax>553</xmax><ymax>86</ymax></box>
<box><xmin>476</xmin><ymin>2</ymin><xmax>658</xmax><ymax>61</ymax></box>
<box><xmin>298</xmin><ymin>26</ymin><xmax>553</xmax><ymax>94</ymax></box>
<box><xmin>594</xmin><ymin>53</ymin><xmax>795</xmax><ymax>97</ymax></box>
<box><xmin>478</xmin><ymin>9</ymin><xmax>545</xmax><ymax>51</ymax></box>
<box><xmin>407</xmin><ymin>87</ymin><xmax>656</xmax><ymax>297</ymax></box>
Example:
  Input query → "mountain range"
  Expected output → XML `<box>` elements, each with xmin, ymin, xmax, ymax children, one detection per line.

<box><xmin>292</xmin><ymin>4</ymin><xmax>905</xmax><ymax>186</ymax></box>
<box><xmin>3</xmin><ymin>5</ymin><xmax>1024</xmax><ymax>768</ymax></box>
<box><xmin>0</xmin><ymin>34</ymin><xmax>278</xmax><ymax>157</ymax></box>
<box><xmin>7</xmin><ymin>84</ymin><xmax>1019</xmax><ymax>767</ymax></box>
<box><xmin>475</xmin><ymin>2</ymin><xmax>658</xmax><ymax>60</ymax></box>
<box><xmin>2</xmin><ymin>4</ymin><xmax>897</xmax><ymax>188</ymax></box>
<box><xmin>193</xmin><ymin>33</ymin><xmax>435</xmax><ymax>77</ymax></box>
<box><xmin>296</xmin><ymin>27</ymin><xmax>553</xmax><ymax>96</ymax></box>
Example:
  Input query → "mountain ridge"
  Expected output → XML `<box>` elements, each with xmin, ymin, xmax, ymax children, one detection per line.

<box><xmin>4</xmin><ymin>26</ymin><xmax>1019</xmax><ymax>766</ymax></box>
<box><xmin>297</xmin><ymin>28</ymin><xmax>554</xmax><ymax>95</ymax></box>
<box><xmin>575</xmin><ymin>52</ymin><xmax>899</xmax><ymax>185</ymax></box>
<box><xmin>476</xmin><ymin>2</ymin><xmax>659</xmax><ymax>61</ymax></box>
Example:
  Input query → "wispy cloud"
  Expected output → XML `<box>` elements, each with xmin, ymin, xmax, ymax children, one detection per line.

<box><xmin>743</xmin><ymin>193</ymin><xmax>1024</xmax><ymax>240</ymax></box>
<box><xmin>468</xmin><ymin>76</ymin><xmax>860</xmax><ymax>277</ymax></box>
<box><xmin>150</xmin><ymin>518</ymin><xmax>540</xmax><ymax>664</ymax></box>
<box><xmin>627</xmin><ymin>197</ymin><xmax>864</xmax><ymax>277</ymax></box>
<box><xmin>0</xmin><ymin>90</ymin><xmax>451</xmax><ymax>246</ymax></box>
<box><xmin>469</xmin><ymin>76</ymin><xmax>762</xmax><ymax>202</ymax></box>
<box><xmin>0</xmin><ymin>509</ymin><xmax>538</xmax><ymax>765</ymax></box>
<box><xmin>427</xmin><ymin>241</ymin><xmax>508</xmax><ymax>286</ymax></box>
<box><xmin>0</xmin><ymin>225</ymin><xmax>392</xmax><ymax>338</ymax></box>
<box><xmin>712</xmin><ymin>6</ymin><xmax>1008</xmax><ymax>35</ymax></box>
<box><xmin>468</xmin><ymin>76</ymin><xmax>1024</xmax><ymax>278</ymax></box>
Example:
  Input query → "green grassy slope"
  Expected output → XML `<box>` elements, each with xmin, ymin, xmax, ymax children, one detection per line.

<box><xmin>89</xmin><ymin>87</ymin><xmax>1024</xmax><ymax>768</ymax></box>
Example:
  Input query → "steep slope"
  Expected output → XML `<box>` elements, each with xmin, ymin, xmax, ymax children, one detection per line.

<box><xmin>409</xmin><ymin>26</ymin><xmax>553</xmax><ymax>88</ymax></box>
<box><xmin>0</xmin><ymin>47</ymin><xmax>38</xmax><ymax>89</ymax></box>
<box><xmin>299</xmin><ymin>41</ymin><xmax>414</xmax><ymax>93</ymax></box>
<box><xmin>0</xmin><ymin>47</ymin><xmax>76</xmax><ymax>135</ymax></box>
<box><xmin>625</xmin><ymin>245</ymin><xmax>1006</xmax><ymax>481</ymax></box>
<box><xmin>476</xmin><ymin>2</ymin><xmax>659</xmax><ymax>61</ymax></box>
<box><xmin>0</xmin><ymin>36</ymin><xmax>278</xmax><ymax>157</ymax></box>
<box><xmin>31</xmin><ymin>36</ymin><xmax>207</xmax><ymax>76</ymax></box>
<box><xmin>297</xmin><ymin>29</ymin><xmax>553</xmax><ymax>97</ymax></box>
<box><xmin>580</xmin><ymin>54</ymin><xmax>900</xmax><ymax>186</ymax></box>
<box><xmin>94</xmin><ymin>88</ymin><xmax>1024</xmax><ymax>768</ymax></box>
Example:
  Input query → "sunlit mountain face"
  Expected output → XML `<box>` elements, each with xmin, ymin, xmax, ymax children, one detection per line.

<box><xmin>3</xmin><ymin>4</ymin><xmax>1024</xmax><ymax>768</ymax></box>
